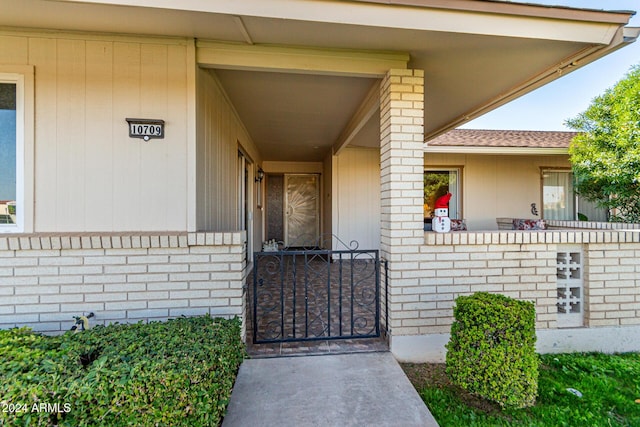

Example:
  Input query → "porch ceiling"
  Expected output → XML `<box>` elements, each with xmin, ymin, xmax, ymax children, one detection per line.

<box><xmin>2</xmin><ymin>0</ymin><xmax>636</xmax><ymax>162</ymax></box>
<box><xmin>214</xmin><ymin>70</ymin><xmax>379</xmax><ymax>162</ymax></box>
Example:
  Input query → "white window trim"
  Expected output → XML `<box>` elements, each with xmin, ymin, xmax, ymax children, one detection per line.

<box><xmin>0</xmin><ymin>66</ymin><xmax>34</xmax><ymax>234</ymax></box>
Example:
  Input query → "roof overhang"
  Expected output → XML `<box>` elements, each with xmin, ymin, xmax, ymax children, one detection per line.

<box><xmin>1</xmin><ymin>0</ymin><xmax>637</xmax><ymax>161</ymax></box>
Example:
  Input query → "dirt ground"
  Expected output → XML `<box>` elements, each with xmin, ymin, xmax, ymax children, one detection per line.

<box><xmin>400</xmin><ymin>363</ymin><xmax>503</xmax><ymax>415</ymax></box>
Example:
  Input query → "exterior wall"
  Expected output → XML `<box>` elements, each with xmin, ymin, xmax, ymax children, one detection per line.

<box><xmin>0</xmin><ymin>232</ymin><xmax>245</xmax><ymax>334</ymax></box>
<box><xmin>390</xmin><ymin>229</ymin><xmax>640</xmax><ymax>362</ymax></box>
<box><xmin>333</xmin><ymin>150</ymin><xmax>571</xmax><ymax>247</ymax></box>
<box><xmin>196</xmin><ymin>68</ymin><xmax>261</xmax><ymax>233</ymax></box>
<box><xmin>424</xmin><ymin>152</ymin><xmax>570</xmax><ymax>231</ymax></box>
<box><xmin>262</xmin><ymin>161</ymin><xmax>323</xmax><ymax>174</ymax></box>
<box><xmin>323</xmin><ymin>151</ymin><xmax>333</xmax><ymax>249</ymax></box>
<box><xmin>0</xmin><ymin>30</ymin><xmax>192</xmax><ymax>233</ymax></box>
<box><xmin>379</xmin><ymin>67</ymin><xmax>425</xmax><ymax>350</ymax></box>
<box><xmin>333</xmin><ymin>147</ymin><xmax>381</xmax><ymax>250</ymax></box>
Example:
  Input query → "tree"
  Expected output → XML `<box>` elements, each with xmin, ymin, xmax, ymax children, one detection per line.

<box><xmin>566</xmin><ymin>64</ymin><xmax>640</xmax><ymax>222</ymax></box>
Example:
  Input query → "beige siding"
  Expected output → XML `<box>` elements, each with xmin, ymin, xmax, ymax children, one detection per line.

<box><xmin>262</xmin><ymin>161</ymin><xmax>323</xmax><ymax>174</ymax></box>
<box><xmin>331</xmin><ymin>150</ymin><xmax>571</xmax><ymax>249</ymax></box>
<box><xmin>425</xmin><ymin>153</ymin><xmax>570</xmax><ymax>230</ymax></box>
<box><xmin>1</xmin><ymin>32</ymin><xmax>190</xmax><ymax>232</ymax></box>
<box><xmin>334</xmin><ymin>147</ymin><xmax>381</xmax><ymax>250</ymax></box>
<box><xmin>196</xmin><ymin>67</ymin><xmax>234</xmax><ymax>231</ymax></box>
<box><xmin>195</xmin><ymin>68</ymin><xmax>261</xmax><ymax>233</ymax></box>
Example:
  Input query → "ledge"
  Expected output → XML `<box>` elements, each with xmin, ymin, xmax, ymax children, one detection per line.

<box><xmin>0</xmin><ymin>231</ymin><xmax>246</xmax><ymax>251</ymax></box>
<box><xmin>545</xmin><ymin>220</ymin><xmax>640</xmax><ymax>230</ymax></box>
<box><xmin>424</xmin><ymin>229</ymin><xmax>640</xmax><ymax>246</ymax></box>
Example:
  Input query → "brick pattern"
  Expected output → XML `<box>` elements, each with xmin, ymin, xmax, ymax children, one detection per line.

<box><xmin>379</xmin><ymin>68</ymin><xmax>425</xmax><ymax>339</ymax></box>
<box><xmin>584</xmin><ymin>243</ymin><xmax>640</xmax><ymax>327</ymax></box>
<box><xmin>498</xmin><ymin>218</ymin><xmax>640</xmax><ymax>231</ymax></box>
<box><xmin>426</xmin><ymin>230</ymin><xmax>640</xmax><ymax>245</ymax></box>
<box><xmin>389</xmin><ymin>243</ymin><xmax>558</xmax><ymax>335</ymax></box>
<box><xmin>380</xmin><ymin>68</ymin><xmax>425</xmax><ymax>258</ymax></box>
<box><xmin>546</xmin><ymin>220</ymin><xmax>640</xmax><ymax>230</ymax></box>
<box><xmin>378</xmin><ymin>68</ymin><xmax>640</xmax><ymax>345</ymax></box>
<box><xmin>388</xmin><ymin>231</ymin><xmax>640</xmax><ymax>338</ymax></box>
<box><xmin>0</xmin><ymin>232</ymin><xmax>244</xmax><ymax>251</ymax></box>
<box><xmin>0</xmin><ymin>232</ymin><xmax>246</xmax><ymax>333</ymax></box>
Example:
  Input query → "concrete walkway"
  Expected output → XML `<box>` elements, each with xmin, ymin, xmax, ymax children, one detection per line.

<box><xmin>222</xmin><ymin>352</ymin><xmax>439</xmax><ymax>427</ymax></box>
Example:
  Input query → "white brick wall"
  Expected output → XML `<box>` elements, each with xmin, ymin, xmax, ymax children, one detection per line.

<box><xmin>376</xmin><ymin>69</ymin><xmax>640</xmax><ymax>357</ymax></box>
<box><xmin>379</xmin><ymin>68</ymin><xmax>425</xmax><ymax>337</ymax></box>
<box><xmin>585</xmin><ymin>242</ymin><xmax>640</xmax><ymax>327</ymax></box>
<box><xmin>387</xmin><ymin>229</ymin><xmax>640</xmax><ymax>339</ymax></box>
<box><xmin>0</xmin><ymin>232</ymin><xmax>246</xmax><ymax>333</ymax></box>
<box><xmin>390</xmin><ymin>242</ymin><xmax>558</xmax><ymax>334</ymax></box>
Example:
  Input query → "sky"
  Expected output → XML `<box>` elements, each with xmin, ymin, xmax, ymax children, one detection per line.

<box><xmin>460</xmin><ymin>0</ymin><xmax>640</xmax><ymax>131</ymax></box>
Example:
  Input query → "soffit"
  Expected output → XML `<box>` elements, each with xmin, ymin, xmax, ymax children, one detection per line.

<box><xmin>0</xmin><ymin>0</ymin><xmax>635</xmax><ymax>162</ymax></box>
<box><xmin>214</xmin><ymin>69</ymin><xmax>378</xmax><ymax>162</ymax></box>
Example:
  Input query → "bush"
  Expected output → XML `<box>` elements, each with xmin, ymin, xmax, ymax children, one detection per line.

<box><xmin>0</xmin><ymin>315</ymin><xmax>245</xmax><ymax>426</ymax></box>
<box><xmin>445</xmin><ymin>292</ymin><xmax>538</xmax><ymax>409</ymax></box>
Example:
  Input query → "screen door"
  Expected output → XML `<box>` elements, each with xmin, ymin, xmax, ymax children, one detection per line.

<box><xmin>284</xmin><ymin>174</ymin><xmax>319</xmax><ymax>247</ymax></box>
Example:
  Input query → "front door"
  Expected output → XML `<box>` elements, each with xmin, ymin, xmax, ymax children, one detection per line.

<box><xmin>284</xmin><ymin>174</ymin><xmax>319</xmax><ymax>247</ymax></box>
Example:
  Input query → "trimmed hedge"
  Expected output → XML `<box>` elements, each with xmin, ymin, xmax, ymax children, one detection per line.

<box><xmin>445</xmin><ymin>292</ymin><xmax>538</xmax><ymax>409</ymax></box>
<box><xmin>0</xmin><ymin>315</ymin><xmax>245</xmax><ymax>426</ymax></box>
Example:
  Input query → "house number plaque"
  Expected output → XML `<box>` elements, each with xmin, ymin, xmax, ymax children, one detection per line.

<box><xmin>126</xmin><ymin>118</ymin><xmax>165</xmax><ymax>141</ymax></box>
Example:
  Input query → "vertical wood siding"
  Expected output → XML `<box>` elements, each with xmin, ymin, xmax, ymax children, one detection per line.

<box><xmin>334</xmin><ymin>147</ymin><xmax>381</xmax><ymax>250</ymax></box>
<box><xmin>0</xmin><ymin>32</ymin><xmax>189</xmax><ymax>232</ymax></box>
<box><xmin>195</xmin><ymin>68</ymin><xmax>259</xmax><ymax>232</ymax></box>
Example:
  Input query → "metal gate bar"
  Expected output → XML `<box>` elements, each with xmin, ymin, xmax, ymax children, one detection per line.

<box><xmin>252</xmin><ymin>249</ymin><xmax>380</xmax><ymax>344</ymax></box>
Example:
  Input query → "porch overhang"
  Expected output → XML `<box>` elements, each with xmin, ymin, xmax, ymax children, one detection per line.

<box><xmin>2</xmin><ymin>0</ymin><xmax>636</xmax><ymax>161</ymax></box>
<box><xmin>196</xmin><ymin>42</ymin><xmax>410</xmax><ymax>77</ymax></box>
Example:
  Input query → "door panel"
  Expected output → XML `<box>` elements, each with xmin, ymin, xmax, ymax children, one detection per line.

<box><xmin>284</xmin><ymin>174</ymin><xmax>319</xmax><ymax>247</ymax></box>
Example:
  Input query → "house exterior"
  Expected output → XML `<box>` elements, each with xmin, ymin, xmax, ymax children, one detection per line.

<box><xmin>1</xmin><ymin>0</ymin><xmax>639</xmax><ymax>362</ymax></box>
<box><xmin>422</xmin><ymin>129</ymin><xmax>609</xmax><ymax>231</ymax></box>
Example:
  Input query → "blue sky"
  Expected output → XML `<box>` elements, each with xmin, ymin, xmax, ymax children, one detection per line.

<box><xmin>460</xmin><ymin>0</ymin><xmax>640</xmax><ymax>131</ymax></box>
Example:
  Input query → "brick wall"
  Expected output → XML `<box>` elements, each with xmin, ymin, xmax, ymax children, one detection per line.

<box><xmin>0</xmin><ymin>232</ymin><xmax>246</xmax><ymax>333</ymax></box>
<box><xmin>391</xmin><ymin>242</ymin><xmax>557</xmax><ymax>335</ymax></box>
<box><xmin>390</xmin><ymin>229</ymin><xmax>640</xmax><ymax>361</ymax></box>
<box><xmin>379</xmin><ymin>67</ymin><xmax>425</xmax><ymax>342</ymax></box>
<box><xmin>585</xmin><ymin>242</ymin><xmax>640</xmax><ymax>327</ymax></box>
<box><xmin>391</xmin><ymin>229</ymin><xmax>640</xmax><ymax>337</ymax></box>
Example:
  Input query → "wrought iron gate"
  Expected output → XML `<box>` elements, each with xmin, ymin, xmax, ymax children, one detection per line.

<box><xmin>252</xmin><ymin>249</ymin><xmax>380</xmax><ymax>344</ymax></box>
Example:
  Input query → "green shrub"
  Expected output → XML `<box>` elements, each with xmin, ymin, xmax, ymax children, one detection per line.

<box><xmin>445</xmin><ymin>292</ymin><xmax>538</xmax><ymax>409</ymax></box>
<box><xmin>0</xmin><ymin>315</ymin><xmax>245</xmax><ymax>426</ymax></box>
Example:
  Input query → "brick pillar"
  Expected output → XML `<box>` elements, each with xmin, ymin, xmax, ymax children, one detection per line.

<box><xmin>380</xmin><ymin>69</ymin><xmax>424</xmax><ymax>336</ymax></box>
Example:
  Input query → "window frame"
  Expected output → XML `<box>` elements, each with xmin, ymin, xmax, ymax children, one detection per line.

<box><xmin>423</xmin><ymin>166</ymin><xmax>463</xmax><ymax>220</ymax></box>
<box><xmin>540</xmin><ymin>168</ymin><xmax>608</xmax><ymax>222</ymax></box>
<box><xmin>0</xmin><ymin>66</ymin><xmax>34</xmax><ymax>234</ymax></box>
<box><xmin>541</xmin><ymin>168</ymin><xmax>574</xmax><ymax>221</ymax></box>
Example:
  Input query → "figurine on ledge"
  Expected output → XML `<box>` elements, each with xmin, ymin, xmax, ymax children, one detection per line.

<box><xmin>432</xmin><ymin>192</ymin><xmax>452</xmax><ymax>233</ymax></box>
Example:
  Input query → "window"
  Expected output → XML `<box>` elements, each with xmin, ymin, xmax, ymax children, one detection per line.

<box><xmin>0</xmin><ymin>82</ymin><xmax>18</xmax><ymax>230</ymax></box>
<box><xmin>0</xmin><ymin>68</ymin><xmax>33</xmax><ymax>233</ymax></box>
<box><xmin>542</xmin><ymin>170</ymin><xmax>607</xmax><ymax>221</ymax></box>
<box><xmin>424</xmin><ymin>168</ymin><xmax>461</xmax><ymax>219</ymax></box>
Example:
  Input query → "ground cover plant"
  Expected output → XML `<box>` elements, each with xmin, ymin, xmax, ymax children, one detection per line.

<box><xmin>403</xmin><ymin>352</ymin><xmax>640</xmax><ymax>427</ymax></box>
<box><xmin>0</xmin><ymin>315</ymin><xmax>245</xmax><ymax>426</ymax></box>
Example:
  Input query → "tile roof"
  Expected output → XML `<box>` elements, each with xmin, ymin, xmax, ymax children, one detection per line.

<box><xmin>426</xmin><ymin>129</ymin><xmax>578</xmax><ymax>148</ymax></box>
